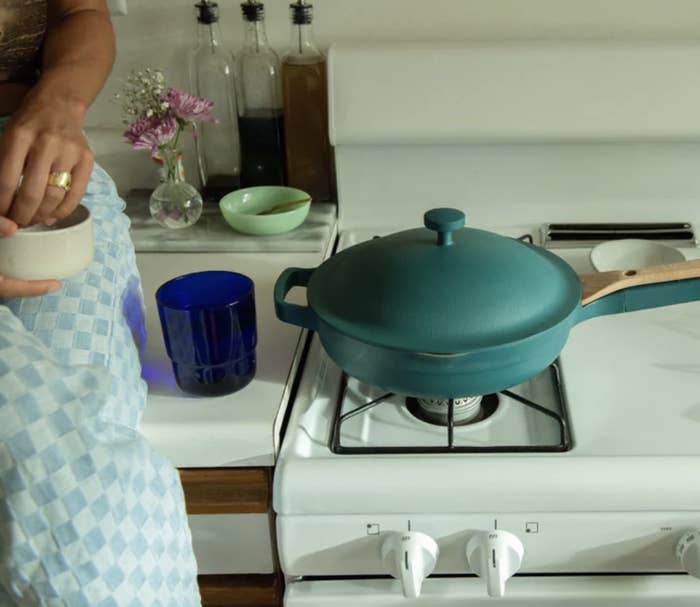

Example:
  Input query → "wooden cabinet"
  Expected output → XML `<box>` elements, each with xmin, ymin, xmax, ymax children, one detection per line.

<box><xmin>198</xmin><ymin>574</ymin><xmax>282</xmax><ymax>607</ymax></box>
<box><xmin>180</xmin><ymin>468</ymin><xmax>271</xmax><ymax>514</ymax></box>
<box><xmin>179</xmin><ymin>468</ymin><xmax>281</xmax><ymax>607</ymax></box>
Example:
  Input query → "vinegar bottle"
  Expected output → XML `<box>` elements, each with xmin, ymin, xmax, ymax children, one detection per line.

<box><xmin>237</xmin><ymin>1</ymin><xmax>286</xmax><ymax>187</ymax></box>
<box><xmin>281</xmin><ymin>0</ymin><xmax>332</xmax><ymax>201</ymax></box>
<box><xmin>189</xmin><ymin>0</ymin><xmax>241</xmax><ymax>200</ymax></box>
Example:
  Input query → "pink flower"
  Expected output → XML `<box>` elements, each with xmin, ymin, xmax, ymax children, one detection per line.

<box><xmin>124</xmin><ymin>113</ymin><xmax>178</xmax><ymax>156</ymax></box>
<box><xmin>124</xmin><ymin>116</ymin><xmax>154</xmax><ymax>149</ymax></box>
<box><xmin>163</xmin><ymin>87</ymin><xmax>215</xmax><ymax>122</ymax></box>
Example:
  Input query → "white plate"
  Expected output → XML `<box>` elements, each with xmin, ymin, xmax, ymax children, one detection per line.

<box><xmin>590</xmin><ymin>239</ymin><xmax>685</xmax><ymax>272</ymax></box>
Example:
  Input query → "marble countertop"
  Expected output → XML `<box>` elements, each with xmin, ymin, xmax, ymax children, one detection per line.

<box><xmin>127</xmin><ymin>191</ymin><xmax>336</xmax><ymax>254</ymax></box>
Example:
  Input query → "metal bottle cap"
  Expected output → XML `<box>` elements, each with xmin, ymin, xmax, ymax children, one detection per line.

<box><xmin>241</xmin><ymin>1</ymin><xmax>264</xmax><ymax>22</ymax></box>
<box><xmin>195</xmin><ymin>1</ymin><xmax>219</xmax><ymax>24</ymax></box>
<box><xmin>290</xmin><ymin>0</ymin><xmax>313</xmax><ymax>25</ymax></box>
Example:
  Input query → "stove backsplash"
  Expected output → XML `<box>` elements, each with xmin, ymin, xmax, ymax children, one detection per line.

<box><xmin>328</xmin><ymin>44</ymin><xmax>700</xmax><ymax>230</ymax></box>
<box><xmin>334</xmin><ymin>141</ymin><xmax>700</xmax><ymax>229</ymax></box>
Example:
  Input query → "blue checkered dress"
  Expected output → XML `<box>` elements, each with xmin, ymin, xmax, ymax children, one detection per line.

<box><xmin>0</xmin><ymin>119</ymin><xmax>201</xmax><ymax>606</ymax></box>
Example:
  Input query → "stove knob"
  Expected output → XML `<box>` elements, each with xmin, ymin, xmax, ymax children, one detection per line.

<box><xmin>466</xmin><ymin>530</ymin><xmax>524</xmax><ymax>598</ymax></box>
<box><xmin>677</xmin><ymin>530</ymin><xmax>700</xmax><ymax>578</ymax></box>
<box><xmin>380</xmin><ymin>531</ymin><xmax>439</xmax><ymax>598</ymax></box>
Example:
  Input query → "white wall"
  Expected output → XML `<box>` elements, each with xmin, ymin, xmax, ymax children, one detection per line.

<box><xmin>91</xmin><ymin>0</ymin><xmax>700</xmax><ymax>193</ymax></box>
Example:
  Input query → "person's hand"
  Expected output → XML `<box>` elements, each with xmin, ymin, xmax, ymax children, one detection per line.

<box><xmin>0</xmin><ymin>92</ymin><xmax>93</xmax><ymax>227</ymax></box>
<box><xmin>0</xmin><ymin>216</ymin><xmax>61</xmax><ymax>298</ymax></box>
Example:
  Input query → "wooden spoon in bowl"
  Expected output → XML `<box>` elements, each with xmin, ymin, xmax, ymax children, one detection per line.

<box><xmin>256</xmin><ymin>197</ymin><xmax>311</xmax><ymax>216</ymax></box>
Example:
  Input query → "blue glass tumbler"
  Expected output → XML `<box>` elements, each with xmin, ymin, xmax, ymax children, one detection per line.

<box><xmin>156</xmin><ymin>271</ymin><xmax>257</xmax><ymax>396</ymax></box>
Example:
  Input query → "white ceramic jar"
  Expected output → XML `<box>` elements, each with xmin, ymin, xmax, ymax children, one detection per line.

<box><xmin>0</xmin><ymin>205</ymin><xmax>93</xmax><ymax>280</ymax></box>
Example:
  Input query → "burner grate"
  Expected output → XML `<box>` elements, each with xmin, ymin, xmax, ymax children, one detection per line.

<box><xmin>329</xmin><ymin>363</ymin><xmax>572</xmax><ymax>454</ymax></box>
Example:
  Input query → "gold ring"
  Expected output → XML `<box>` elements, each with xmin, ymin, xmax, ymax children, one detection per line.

<box><xmin>47</xmin><ymin>171</ymin><xmax>72</xmax><ymax>192</ymax></box>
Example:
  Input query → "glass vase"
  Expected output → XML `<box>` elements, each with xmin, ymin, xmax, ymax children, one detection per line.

<box><xmin>149</xmin><ymin>148</ymin><xmax>203</xmax><ymax>229</ymax></box>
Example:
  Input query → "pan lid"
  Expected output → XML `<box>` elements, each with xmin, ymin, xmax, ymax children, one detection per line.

<box><xmin>308</xmin><ymin>208</ymin><xmax>582</xmax><ymax>353</ymax></box>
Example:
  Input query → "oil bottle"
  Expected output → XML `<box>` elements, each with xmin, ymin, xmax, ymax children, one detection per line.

<box><xmin>189</xmin><ymin>0</ymin><xmax>242</xmax><ymax>200</ymax></box>
<box><xmin>281</xmin><ymin>0</ymin><xmax>332</xmax><ymax>201</ymax></box>
<box><xmin>237</xmin><ymin>1</ymin><xmax>286</xmax><ymax>187</ymax></box>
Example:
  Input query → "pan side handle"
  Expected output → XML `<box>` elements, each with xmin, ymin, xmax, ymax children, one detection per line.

<box><xmin>274</xmin><ymin>268</ymin><xmax>318</xmax><ymax>330</ymax></box>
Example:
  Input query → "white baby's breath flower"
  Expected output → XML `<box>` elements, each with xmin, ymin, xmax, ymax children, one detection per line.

<box><xmin>119</xmin><ymin>66</ymin><xmax>172</xmax><ymax>123</ymax></box>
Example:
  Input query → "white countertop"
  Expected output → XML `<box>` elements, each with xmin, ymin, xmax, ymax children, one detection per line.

<box><xmin>132</xmin><ymin>204</ymin><xmax>337</xmax><ymax>468</ymax></box>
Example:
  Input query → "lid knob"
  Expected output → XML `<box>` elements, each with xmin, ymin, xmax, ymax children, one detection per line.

<box><xmin>424</xmin><ymin>208</ymin><xmax>466</xmax><ymax>246</ymax></box>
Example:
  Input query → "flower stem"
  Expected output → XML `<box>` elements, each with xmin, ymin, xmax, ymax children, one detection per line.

<box><xmin>173</xmin><ymin>124</ymin><xmax>182</xmax><ymax>150</ymax></box>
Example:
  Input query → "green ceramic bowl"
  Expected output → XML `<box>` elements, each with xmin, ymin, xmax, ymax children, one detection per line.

<box><xmin>219</xmin><ymin>186</ymin><xmax>311</xmax><ymax>236</ymax></box>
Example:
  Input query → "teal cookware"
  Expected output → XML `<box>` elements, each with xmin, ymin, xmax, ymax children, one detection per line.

<box><xmin>275</xmin><ymin>208</ymin><xmax>700</xmax><ymax>398</ymax></box>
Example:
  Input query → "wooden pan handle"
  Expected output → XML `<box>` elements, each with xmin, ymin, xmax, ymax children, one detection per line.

<box><xmin>580</xmin><ymin>259</ymin><xmax>700</xmax><ymax>305</ymax></box>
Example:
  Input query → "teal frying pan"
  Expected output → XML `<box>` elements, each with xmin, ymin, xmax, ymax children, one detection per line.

<box><xmin>275</xmin><ymin>208</ymin><xmax>700</xmax><ymax>398</ymax></box>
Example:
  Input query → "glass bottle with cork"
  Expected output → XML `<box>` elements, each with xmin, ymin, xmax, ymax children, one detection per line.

<box><xmin>281</xmin><ymin>0</ymin><xmax>332</xmax><ymax>201</ymax></box>
<box><xmin>237</xmin><ymin>0</ymin><xmax>286</xmax><ymax>187</ymax></box>
<box><xmin>189</xmin><ymin>0</ymin><xmax>242</xmax><ymax>200</ymax></box>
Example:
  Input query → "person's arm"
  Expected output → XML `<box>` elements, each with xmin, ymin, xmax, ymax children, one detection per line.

<box><xmin>0</xmin><ymin>0</ymin><xmax>115</xmax><ymax>228</ymax></box>
<box><xmin>0</xmin><ymin>0</ymin><xmax>114</xmax><ymax>298</ymax></box>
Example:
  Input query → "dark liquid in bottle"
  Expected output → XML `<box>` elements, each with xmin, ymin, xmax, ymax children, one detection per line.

<box><xmin>282</xmin><ymin>60</ymin><xmax>333</xmax><ymax>201</ymax></box>
<box><xmin>239</xmin><ymin>109</ymin><xmax>286</xmax><ymax>187</ymax></box>
<box><xmin>202</xmin><ymin>174</ymin><xmax>241</xmax><ymax>202</ymax></box>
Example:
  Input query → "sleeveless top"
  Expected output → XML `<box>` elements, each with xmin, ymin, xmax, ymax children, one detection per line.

<box><xmin>0</xmin><ymin>0</ymin><xmax>47</xmax><ymax>83</ymax></box>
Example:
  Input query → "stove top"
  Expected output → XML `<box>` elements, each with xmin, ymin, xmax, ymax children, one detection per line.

<box><xmin>275</xmin><ymin>226</ymin><xmax>700</xmax><ymax>515</ymax></box>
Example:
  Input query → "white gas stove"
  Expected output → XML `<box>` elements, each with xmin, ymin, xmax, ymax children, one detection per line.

<box><xmin>274</xmin><ymin>44</ymin><xmax>700</xmax><ymax>604</ymax></box>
